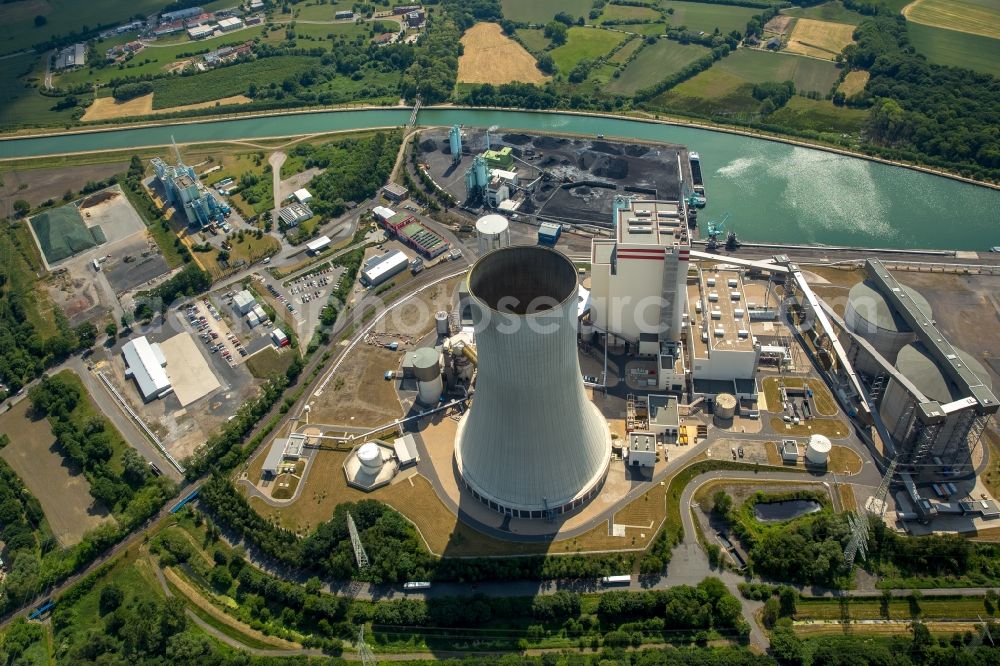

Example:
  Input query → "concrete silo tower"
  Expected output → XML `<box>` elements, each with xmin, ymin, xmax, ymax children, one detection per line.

<box><xmin>454</xmin><ymin>246</ymin><xmax>612</xmax><ymax>519</ymax></box>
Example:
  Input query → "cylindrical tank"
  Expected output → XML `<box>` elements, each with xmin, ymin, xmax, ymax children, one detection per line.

<box><xmin>714</xmin><ymin>393</ymin><xmax>737</xmax><ymax>421</ymax></box>
<box><xmin>845</xmin><ymin>279</ymin><xmax>931</xmax><ymax>374</ymax></box>
<box><xmin>435</xmin><ymin>310</ymin><xmax>450</xmax><ymax>336</ymax></box>
<box><xmin>357</xmin><ymin>442</ymin><xmax>383</xmax><ymax>471</ymax></box>
<box><xmin>579</xmin><ymin>320</ymin><xmax>594</xmax><ymax>343</ymax></box>
<box><xmin>806</xmin><ymin>434</ymin><xmax>832</xmax><ymax>465</ymax></box>
<box><xmin>476</xmin><ymin>214</ymin><xmax>511</xmax><ymax>255</ymax></box>
<box><xmin>412</xmin><ymin>347</ymin><xmax>443</xmax><ymax>406</ymax></box>
<box><xmin>474</xmin><ymin>155</ymin><xmax>489</xmax><ymax>188</ymax></box>
<box><xmin>455</xmin><ymin>246</ymin><xmax>612</xmax><ymax>518</ymax></box>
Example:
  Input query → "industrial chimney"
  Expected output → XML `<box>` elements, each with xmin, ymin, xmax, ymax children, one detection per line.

<box><xmin>454</xmin><ymin>246</ymin><xmax>611</xmax><ymax>519</ymax></box>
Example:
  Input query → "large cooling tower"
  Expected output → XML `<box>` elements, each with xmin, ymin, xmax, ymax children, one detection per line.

<box><xmin>454</xmin><ymin>246</ymin><xmax>612</xmax><ymax>519</ymax></box>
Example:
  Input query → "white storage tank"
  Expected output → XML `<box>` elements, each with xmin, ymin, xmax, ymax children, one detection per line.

<box><xmin>806</xmin><ymin>434</ymin><xmax>832</xmax><ymax>465</ymax></box>
<box><xmin>714</xmin><ymin>393</ymin><xmax>737</xmax><ymax>420</ymax></box>
<box><xmin>844</xmin><ymin>279</ymin><xmax>931</xmax><ymax>374</ymax></box>
<box><xmin>357</xmin><ymin>442</ymin><xmax>384</xmax><ymax>472</ymax></box>
<box><xmin>579</xmin><ymin>320</ymin><xmax>594</xmax><ymax>342</ymax></box>
<box><xmin>475</xmin><ymin>214</ymin><xmax>511</xmax><ymax>255</ymax></box>
<box><xmin>435</xmin><ymin>310</ymin><xmax>450</xmax><ymax>336</ymax></box>
<box><xmin>412</xmin><ymin>347</ymin><xmax>443</xmax><ymax>406</ymax></box>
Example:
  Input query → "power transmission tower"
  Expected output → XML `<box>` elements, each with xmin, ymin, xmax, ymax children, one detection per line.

<box><xmin>845</xmin><ymin>457</ymin><xmax>897</xmax><ymax>567</ymax></box>
<box><xmin>357</xmin><ymin>625</ymin><xmax>376</xmax><ymax>666</ymax></box>
<box><xmin>347</xmin><ymin>511</ymin><xmax>370</xmax><ymax>571</ymax></box>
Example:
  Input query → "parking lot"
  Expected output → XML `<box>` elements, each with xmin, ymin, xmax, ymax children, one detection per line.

<box><xmin>185</xmin><ymin>298</ymin><xmax>251</xmax><ymax>367</ymax></box>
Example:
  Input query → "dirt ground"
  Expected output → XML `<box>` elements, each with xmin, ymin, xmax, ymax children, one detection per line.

<box><xmin>763</xmin><ymin>15</ymin><xmax>794</xmax><ymax>36</ymax></box>
<box><xmin>785</xmin><ymin>18</ymin><xmax>856</xmax><ymax>60</ymax></box>
<box><xmin>82</xmin><ymin>94</ymin><xmax>251</xmax><ymax>122</ymax></box>
<box><xmin>457</xmin><ymin>22</ymin><xmax>548</xmax><ymax>85</ymax></box>
<box><xmin>0</xmin><ymin>400</ymin><xmax>115</xmax><ymax>546</ymax></box>
<box><xmin>0</xmin><ymin>162</ymin><xmax>129</xmax><ymax>208</ymax></box>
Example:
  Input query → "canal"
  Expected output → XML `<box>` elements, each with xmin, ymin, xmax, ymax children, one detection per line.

<box><xmin>1</xmin><ymin>108</ymin><xmax>997</xmax><ymax>250</ymax></box>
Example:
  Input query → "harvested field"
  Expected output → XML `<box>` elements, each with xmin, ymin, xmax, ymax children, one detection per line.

<box><xmin>764</xmin><ymin>15</ymin><xmax>795</xmax><ymax>36</ymax></box>
<box><xmin>785</xmin><ymin>18</ymin><xmax>856</xmax><ymax>59</ymax></box>
<box><xmin>83</xmin><ymin>93</ymin><xmax>252</xmax><ymax>122</ymax></box>
<box><xmin>903</xmin><ymin>0</ymin><xmax>1000</xmax><ymax>39</ymax></box>
<box><xmin>0</xmin><ymin>162</ymin><xmax>129</xmax><ymax>208</ymax></box>
<box><xmin>0</xmin><ymin>400</ymin><xmax>114</xmax><ymax>546</ymax></box>
<box><xmin>457</xmin><ymin>23</ymin><xmax>547</xmax><ymax>85</ymax></box>
<box><xmin>838</xmin><ymin>70</ymin><xmax>869</xmax><ymax>96</ymax></box>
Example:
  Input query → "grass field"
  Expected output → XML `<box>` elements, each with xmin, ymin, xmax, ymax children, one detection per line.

<box><xmin>245</xmin><ymin>346</ymin><xmax>295</xmax><ymax>379</ymax></box>
<box><xmin>906</xmin><ymin>21</ymin><xmax>1000</xmax><ymax>76</ymax></box>
<box><xmin>609</xmin><ymin>37</ymin><xmax>645</xmax><ymax>64</ymax></box>
<box><xmin>0</xmin><ymin>0</ymin><xmax>166</xmax><ymax>56</ymax></box>
<box><xmin>903</xmin><ymin>0</ymin><xmax>1000</xmax><ymax>39</ymax></box>
<box><xmin>838</xmin><ymin>69</ymin><xmax>870</xmax><ymax>96</ymax></box>
<box><xmin>517</xmin><ymin>28</ymin><xmax>551</xmax><ymax>52</ymax></box>
<box><xmin>767</xmin><ymin>96</ymin><xmax>869</xmax><ymax>134</ymax></box>
<box><xmin>458</xmin><ymin>22</ymin><xmax>548</xmax><ymax>84</ymax></box>
<box><xmin>605</xmin><ymin>39</ymin><xmax>709</xmax><ymax>95</ymax></box>
<box><xmin>0</xmin><ymin>52</ymin><xmax>79</xmax><ymax>131</ymax></box>
<box><xmin>653</xmin><ymin>49</ymin><xmax>841</xmax><ymax>115</ymax></box>
<box><xmin>782</xmin><ymin>1</ymin><xmax>868</xmax><ymax>25</ymax></box>
<box><xmin>796</xmin><ymin>595</ymin><xmax>994</xmax><ymax>621</ymax></box>
<box><xmin>500</xmin><ymin>0</ymin><xmax>592</xmax><ymax>23</ymax></box>
<box><xmin>660</xmin><ymin>1</ymin><xmax>761</xmax><ymax>35</ymax></box>
<box><xmin>600</xmin><ymin>4</ymin><xmax>662</xmax><ymax>22</ymax></box>
<box><xmin>550</xmin><ymin>27</ymin><xmax>627</xmax><ymax>73</ymax></box>
<box><xmin>0</xmin><ymin>400</ymin><xmax>113</xmax><ymax>546</ymax></box>
<box><xmin>785</xmin><ymin>18</ymin><xmax>856</xmax><ymax>59</ymax></box>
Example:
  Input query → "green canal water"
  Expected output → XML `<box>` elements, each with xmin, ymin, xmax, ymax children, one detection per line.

<box><xmin>1</xmin><ymin>108</ymin><xmax>997</xmax><ymax>251</ymax></box>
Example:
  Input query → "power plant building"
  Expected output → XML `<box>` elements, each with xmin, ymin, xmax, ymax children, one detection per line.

<box><xmin>122</xmin><ymin>337</ymin><xmax>172</xmax><ymax>402</ymax></box>
<box><xmin>152</xmin><ymin>157</ymin><xmax>228</xmax><ymax>227</ymax></box>
<box><xmin>454</xmin><ymin>247</ymin><xmax>612</xmax><ymax>518</ymax></box>
<box><xmin>361</xmin><ymin>249</ymin><xmax>409</xmax><ymax>287</ymax></box>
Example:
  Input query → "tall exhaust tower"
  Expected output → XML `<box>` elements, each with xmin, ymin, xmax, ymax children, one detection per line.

<box><xmin>455</xmin><ymin>247</ymin><xmax>611</xmax><ymax>519</ymax></box>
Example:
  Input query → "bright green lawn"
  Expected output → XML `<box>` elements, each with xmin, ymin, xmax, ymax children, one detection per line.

<box><xmin>661</xmin><ymin>1</ymin><xmax>761</xmax><ymax>35</ymax></box>
<box><xmin>606</xmin><ymin>39</ymin><xmax>709</xmax><ymax>95</ymax></box>
<box><xmin>906</xmin><ymin>22</ymin><xmax>1000</xmax><ymax>77</ymax></box>
<box><xmin>517</xmin><ymin>28</ymin><xmax>551</xmax><ymax>52</ymax></box>
<box><xmin>0</xmin><ymin>0</ymin><xmax>166</xmax><ymax>56</ymax></box>
<box><xmin>550</xmin><ymin>27</ymin><xmax>627</xmax><ymax>73</ymax></box>
<box><xmin>500</xmin><ymin>0</ymin><xmax>592</xmax><ymax>24</ymax></box>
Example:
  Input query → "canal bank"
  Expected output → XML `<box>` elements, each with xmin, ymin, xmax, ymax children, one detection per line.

<box><xmin>0</xmin><ymin>108</ymin><xmax>997</xmax><ymax>251</ymax></box>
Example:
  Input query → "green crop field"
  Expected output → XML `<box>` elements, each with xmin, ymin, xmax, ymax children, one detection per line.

<box><xmin>0</xmin><ymin>0</ymin><xmax>167</xmax><ymax>56</ymax></box>
<box><xmin>517</xmin><ymin>28</ymin><xmax>551</xmax><ymax>52</ymax></box>
<box><xmin>600</xmin><ymin>4</ymin><xmax>662</xmax><ymax>22</ymax></box>
<box><xmin>149</xmin><ymin>56</ymin><xmax>318</xmax><ymax>108</ymax></box>
<box><xmin>906</xmin><ymin>22</ymin><xmax>1000</xmax><ymax>76</ymax></box>
<box><xmin>606</xmin><ymin>39</ymin><xmax>709</xmax><ymax>94</ymax></box>
<box><xmin>782</xmin><ymin>1</ymin><xmax>868</xmax><ymax>25</ymax></box>
<box><xmin>652</xmin><ymin>49</ymin><xmax>841</xmax><ymax>115</ymax></box>
<box><xmin>500</xmin><ymin>0</ymin><xmax>592</xmax><ymax>24</ymax></box>
<box><xmin>550</xmin><ymin>27</ymin><xmax>626</xmax><ymax>73</ymax></box>
<box><xmin>660</xmin><ymin>1</ymin><xmax>761</xmax><ymax>35</ymax></box>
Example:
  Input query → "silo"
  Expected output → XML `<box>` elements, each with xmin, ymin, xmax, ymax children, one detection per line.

<box><xmin>412</xmin><ymin>347</ymin><xmax>443</xmax><ymax>406</ymax></box>
<box><xmin>357</xmin><ymin>442</ymin><xmax>384</xmax><ymax>472</ymax></box>
<box><xmin>845</xmin><ymin>279</ymin><xmax>931</xmax><ymax>374</ymax></box>
<box><xmin>449</xmin><ymin>124</ymin><xmax>462</xmax><ymax>163</ymax></box>
<box><xmin>475</xmin><ymin>214</ymin><xmax>511</xmax><ymax>255</ymax></box>
<box><xmin>714</xmin><ymin>393</ymin><xmax>737</xmax><ymax>422</ymax></box>
<box><xmin>473</xmin><ymin>155</ymin><xmax>490</xmax><ymax>188</ymax></box>
<box><xmin>806</xmin><ymin>434</ymin><xmax>832</xmax><ymax>465</ymax></box>
<box><xmin>455</xmin><ymin>246</ymin><xmax>612</xmax><ymax>518</ymax></box>
<box><xmin>435</xmin><ymin>311</ymin><xmax>450</xmax><ymax>337</ymax></box>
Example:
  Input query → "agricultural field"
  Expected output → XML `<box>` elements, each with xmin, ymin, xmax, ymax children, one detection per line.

<box><xmin>293</xmin><ymin>0</ymin><xmax>363</xmax><ymax>20</ymax></box>
<box><xmin>784</xmin><ymin>18</ymin><xmax>857</xmax><ymax>60</ymax></box>
<box><xmin>905</xmin><ymin>22</ymin><xmax>1000</xmax><ymax>77</ymax></box>
<box><xmin>457</xmin><ymin>22</ymin><xmax>548</xmax><ymax>84</ymax></box>
<box><xmin>0</xmin><ymin>52</ymin><xmax>81</xmax><ymax>132</ymax></box>
<box><xmin>81</xmin><ymin>93</ymin><xmax>251</xmax><ymax>122</ymax></box>
<box><xmin>599</xmin><ymin>4</ymin><xmax>662</xmax><ymax>23</ymax></box>
<box><xmin>781</xmin><ymin>1</ymin><xmax>868</xmax><ymax>25</ymax></box>
<box><xmin>838</xmin><ymin>70</ymin><xmax>870</xmax><ymax>96</ymax></box>
<box><xmin>550</xmin><ymin>27</ymin><xmax>627</xmax><ymax>73</ymax></box>
<box><xmin>609</xmin><ymin>37</ymin><xmax>645</xmax><ymax>64</ymax></box>
<box><xmin>659</xmin><ymin>1</ymin><xmax>761</xmax><ymax>35</ymax></box>
<box><xmin>500</xmin><ymin>0</ymin><xmax>592</xmax><ymax>23</ymax></box>
<box><xmin>261</xmin><ymin>19</ymin><xmax>372</xmax><ymax>48</ymax></box>
<box><xmin>0</xmin><ymin>0</ymin><xmax>166</xmax><ymax>56</ymax></box>
<box><xmin>517</xmin><ymin>28</ymin><xmax>551</xmax><ymax>52</ymax></box>
<box><xmin>605</xmin><ymin>39</ymin><xmax>709</xmax><ymax>95</ymax></box>
<box><xmin>653</xmin><ymin>49</ymin><xmax>841</xmax><ymax>115</ymax></box>
<box><xmin>902</xmin><ymin>0</ymin><xmax>1000</xmax><ymax>39</ymax></box>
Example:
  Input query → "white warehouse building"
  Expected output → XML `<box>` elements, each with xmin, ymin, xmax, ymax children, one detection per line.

<box><xmin>122</xmin><ymin>337</ymin><xmax>173</xmax><ymax>402</ymax></box>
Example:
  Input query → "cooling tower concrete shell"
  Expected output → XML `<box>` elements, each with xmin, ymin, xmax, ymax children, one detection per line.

<box><xmin>845</xmin><ymin>279</ymin><xmax>931</xmax><ymax>374</ymax></box>
<box><xmin>806</xmin><ymin>434</ymin><xmax>832</xmax><ymax>465</ymax></box>
<box><xmin>455</xmin><ymin>246</ymin><xmax>612</xmax><ymax>518</ymax></box>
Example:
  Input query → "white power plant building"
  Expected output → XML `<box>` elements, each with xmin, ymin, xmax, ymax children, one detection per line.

<box><xmin>122</xmin><ymin>337</ymin><xmax>173</xmax><ymax>402</ymax></box>
<box><xmin>455</xmin><ymin>247</ymin><xmax>612</xmax><ymax>519</ymax></box>
<box><xmin>475</xmin><ymin>214</ymin><xmax>510</xmax><ymax>255</ymax></box>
